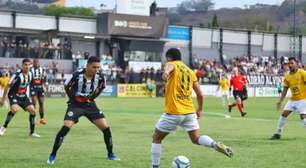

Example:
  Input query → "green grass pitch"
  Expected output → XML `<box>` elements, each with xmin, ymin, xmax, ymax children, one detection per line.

<box><xmin>0</xmin><ymin>97</ymin><xmax>305</xmax><ymax>168</ymax></box>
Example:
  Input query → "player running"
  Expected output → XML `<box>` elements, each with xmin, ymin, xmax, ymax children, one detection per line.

<box><xmin>0</xmin><ymin>66</ymin><xmax>10</xmax><ymax>107</ymax></box>
<box><xmin>216</xmin><ymin>74</ymin><xmax>230</xmax><ymax>107</ymax></box>
<box><xmin>47</xmin><ymin>56</ymin><xmax>119</xmax><ymax>165</ymax></box>
<box><xmin>270</xmin><ymin>57</ymin><xmax>306</xmax><ymax>140</ymax></box>
<box><xmin>30</xmin><ymin>59</ymin><xmax>48</xmax><ymax>125</ymax></box>
<box><xmin>0</xmin><ymin>58</ymin><xmax>40</xmax><ymax>137</ymax></box>
<box><xmin>228</xmin><ymin>67</ymin><xmax>248</xmax><ymax>117</ymax></box>
<box><xmin>150</xmin><ymin>48</ymin><xmax>233</xmax><ymax>168</ymax></box>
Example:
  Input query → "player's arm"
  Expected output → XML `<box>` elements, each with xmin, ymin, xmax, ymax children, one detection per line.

<box><xmin>193</xmin><ymin>81</ymin><xmax>203</xmax><ymax>119</ymax></box>
<box><xmin>1</xmin><ymin>74</ymin><xmax>19</xmax><ymax>106</ymax></box>
<box><xmin>162</xmin><ymin>63</ymin><xmax>175</xmax><ymax>81</ymax></box>
<box><xmin>64</xmin><ymin>75</ymin><xmax>75</xmax><ymax>98</ymax></box>
<box><xmin>0</xmin><ymin>84</ymin><xmax>9</xmax><ymax>106</ymax></box>
<box><xmin>43</xmin><ymin>69</ymin><xmax>49</xmax><ymax>92</ymax></box>
<box><xmin>89</xmin><ymin>74</ymin><xmax>106</xmax><ymax>99</ymax></box>
<box><xmin>276</xmin><ymin>79</ymin><xmax>289</xmax><ymax>111</ymax></box>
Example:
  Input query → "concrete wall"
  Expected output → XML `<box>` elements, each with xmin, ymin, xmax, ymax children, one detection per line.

<box><xmin>16</xmin><ymin>13</ymin><xmax>56</xmax><ymax>30</ymax></box>
<box><xmin>59</xmin><ymin>17</ymin><xmax>96</xmax><ymax>34</ymax></box>
<box><xmin>0</xmin><ymin>12</ymin><xmax>12</xmax><ymax>28</ymax></box>
<box><xmin>0</xmin><ymin>12</ymin><xmax>97</xmax><ymax>34</ymax></box>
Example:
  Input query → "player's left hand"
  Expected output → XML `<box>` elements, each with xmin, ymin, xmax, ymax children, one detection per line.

<box><xmin>196</xmin><ymin>109</ymin><xmax>202</xmax><ymax>119</ymax></box>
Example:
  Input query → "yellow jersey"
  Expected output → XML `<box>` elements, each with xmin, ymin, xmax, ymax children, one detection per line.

<box><xmin>0</xmin><ymin>76</ymin><xmax>9</xmax><ymax>89</ymax></box>
<box><xmin>164</xmin><ymin>61</ymin><xmax>197</xmax><ymax>115</ymax></box>
<box><xmin>283</xmin><ymin>69</ymin><xmax>306</xmax><ymax>101</ymax></box>
<box><xmin>219</xmin><ymin>78</ymin><xmax>229</xmax><ymax>91</ymax></box>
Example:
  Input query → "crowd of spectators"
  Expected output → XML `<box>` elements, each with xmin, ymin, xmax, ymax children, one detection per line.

<box><xmin>98</xmin><ymin>54</ymin><xmax>163</xmax><ymax>85</ymax></box>
<box><xmin>0</xmin><ymin>36</ymin><xmax>299</xmax><ymax>86</ymax></box>
<box><xmin>193</xmin><ymin>55</ymin><xmax>290</xmax><ymax>84</ymax></box>
<box><xmin>0</xmin><ymin>37</ymin><xmax>73</xmax><ymax>59</ymax></box>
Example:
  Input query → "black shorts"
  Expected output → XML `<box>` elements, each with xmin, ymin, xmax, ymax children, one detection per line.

<box><xmin>30</xmin><ymin>87</ymin><xmax>45</xmax><ymax>97</ymax></box>
<box><xmin>64</xmin><ymin>103</ymin><xmax>105</xmax><ymax>123</ymax></box>
<box><xmin>8</xmin><ymin>95</ymin><xmax>32</xmax><ymax>111</ymax></box>
<box><xmin>233</xmin><ymin>89</ymin><xmax>248</xmax><ymax>101</ymax></box>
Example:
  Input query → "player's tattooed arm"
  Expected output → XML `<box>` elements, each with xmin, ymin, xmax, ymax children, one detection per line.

<box><xmin>64</xmin><ymin>75</ymin><xmax>75</xmax><ymax>98</ymax></box>
<box><xmin>162</xmin><ymin>63</ymin><xmax>175</xmax><ymax>81</ymax></box>
<box><xmin>89</xmin><ymin>75</ymin><xmax>106</xmax><ymax>99</ymax></box>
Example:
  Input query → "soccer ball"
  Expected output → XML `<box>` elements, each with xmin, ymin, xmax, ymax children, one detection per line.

<box><xmin>172</xmin><ymin>156</ymin><xmax>190</xmax><ymax>168</ymax></box>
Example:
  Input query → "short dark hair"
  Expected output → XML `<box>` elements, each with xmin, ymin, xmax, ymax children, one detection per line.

<box><xmin>87</xmin><ymin>56</ymin><xmax>101</xmax><ymax>64</ymax></box>
<box><xmin>166</xmin><ymin>48</ymin><xmax>181</xmax><ymax>61</ymax></box>
<box><xmin>22</xmin><ymin>58</ymin><xmax>31</xmax><ymax>64</ymax></box>
<box><xmin>288</xmin><ymin>57</ymin><xmax>297</xmax><ymax>62</ymax></box>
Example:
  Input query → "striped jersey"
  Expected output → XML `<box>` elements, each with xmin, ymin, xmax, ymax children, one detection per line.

<box><xmin>8</xmin><ymin>70</ymin><xmax>32</xmax><ymax>98</ymax></box>
<box><xmin>64</xmin><ymin>69</ymin><xmax>106</xmax><ymax>104</ymax></box>
<box><xmin>30</xmin><ymin>67</ymin><xmax>47</xmax><ymax>88</ymax></box>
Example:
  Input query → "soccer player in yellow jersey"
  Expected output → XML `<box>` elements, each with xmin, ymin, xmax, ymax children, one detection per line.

<box><xmin>0</xmin><ymin>67</ymin><xmax>10</xmax><ymax>107</ymax></box>
<box><xmin>270</xmin><ymin>57</ymin><xmax>306</xmax><ymax>140</ymax></box>
<box><xmin>150</xmin><ymin>48</ymin><xmax>233</xmax><ymax>168</ymax></box>
<box><xmin>217</xmin><ymin>74</ymin><xmax>230</xmax><ymax>107</ymax></box>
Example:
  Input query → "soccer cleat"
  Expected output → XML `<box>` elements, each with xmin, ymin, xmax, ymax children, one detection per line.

<box><xmin>39</xmin><ymin>119</ymin><xmax>47</xmax><ymax>125</ymax></box>
<box><xmin>241</xmin><ymin>112</ymin><xmax>247</xmax><ymax>117</ymax></box>
<box><xmin>214</xmin><ymin>142</ymin><xmax>233</xmax><ymax>158</ymax></box>
<box><xmin>47</xmin><ymin>155</ymin><xmax>56</xmax><ymax>165</ymax></box>
<box><xmin>0</xmin><ymin>126</ymin><xmax>6</xmax><ymax>136</ymax></box>
<box><xmin>30</xmin><ymin>133</ymin><xmax>41</xmax><ymax>138</ymax></box>
<box><xmin>270</xmin><ymin>134</ymin><xmax>281</xmax><ymax>140</ymax></box>
<box><xmin>152</xmin><ymin>165</ymin><xmax>159</xmax><ymax>168</ymax></box>
<box><xmin>228</xmin><ymin>105</ymin><xmax>232</xmax><ymax>113</ymax></box>
<box><xmin>107</xmin><ymin>153</ymin><xmax>120</xmax><ymax>161</ymax></box>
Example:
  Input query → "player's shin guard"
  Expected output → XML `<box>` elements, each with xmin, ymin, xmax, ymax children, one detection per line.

<box><xmin>276</xmin><ymin>116</ymin><xmax>287</xmax><ymax>134</ymax></box>
<box><xmin>29</xmin><ymin>114</ymin><xmax>36</xmax><ymax>134</ymax></box>
<box><xmin>151</xmin><ymin>143</ymin><xmax>161</xmax><ymax>167</ymax></box>
<box><xmin>102</xmin><ymin>127</ymin><xmax>113</xmax><ymax>155</ymax></box>
<box><xmin>51</xmin><ymin>126</ymin><xmax>70</xmax><ymax>156</ymax></box>
<box><xmin>198</xmin><ymin>135</ymin><xmax>216</xmax><ymax>148</ymax></box>
<box><xmin>3</xmin><ymin>111</ymin><xmax>15</xmax><ymax>128</ymax></box>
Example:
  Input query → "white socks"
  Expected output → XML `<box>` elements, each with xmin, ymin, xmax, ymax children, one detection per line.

<box><xmin>198</xmin><ymin>135</ymin><xmax>216</xmax><ymax>148</ymax></box>
<box><xmin>276</xmin><ymin>116</ymin><xmax>287</xmax><ymax>135</ymax></box>
<box><xmin>151</xmin><ymin>143</ymin><xmax>161</xmax><ymax>167</ymax></box>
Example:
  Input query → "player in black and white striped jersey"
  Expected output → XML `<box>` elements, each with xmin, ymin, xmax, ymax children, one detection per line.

<box><xmin>30</xmin><ymin>59</ymin><xmax>48</xmax><ymax>125</ymax></box>
<box><xmin>0</xmin><ymin>58</ymin><xmax>40</xmax><ymax>138</ymax></box>
<box><xmin>47</xmin><ymin>56</ymin><xmax>119</xmax><ymax>165</ymax></box>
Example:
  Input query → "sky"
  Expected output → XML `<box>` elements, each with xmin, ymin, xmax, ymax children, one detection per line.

<box><xmin>66</xmin><ymin>0</ymin><xmax>285</xmax><ymax>9</ymax></box>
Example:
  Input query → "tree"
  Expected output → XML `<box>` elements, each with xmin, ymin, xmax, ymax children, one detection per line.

<box><xmin>191</xmin><ymin>0</ymin><xmax>214</xmax><ymax>13</ymax></box>
<box><xmin>43</xmin><ymin>5</ymin><xmax>95</xmax><ymax>17</ymax></box>
<box><xmin>212</xmin><ymin>14</ymin><xmax>219</xmax><ymax>28</ymax></box>
<box><xmin>176</xmin><ymin>0</ymin><xmax>214</xmax><ymax>14</ymax></box>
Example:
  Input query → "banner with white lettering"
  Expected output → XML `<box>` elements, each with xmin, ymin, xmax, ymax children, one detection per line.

<box><xmin>247</xmin><ymin>75</ymin><xmax>283</xmax><ymax>87</ymax></box>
